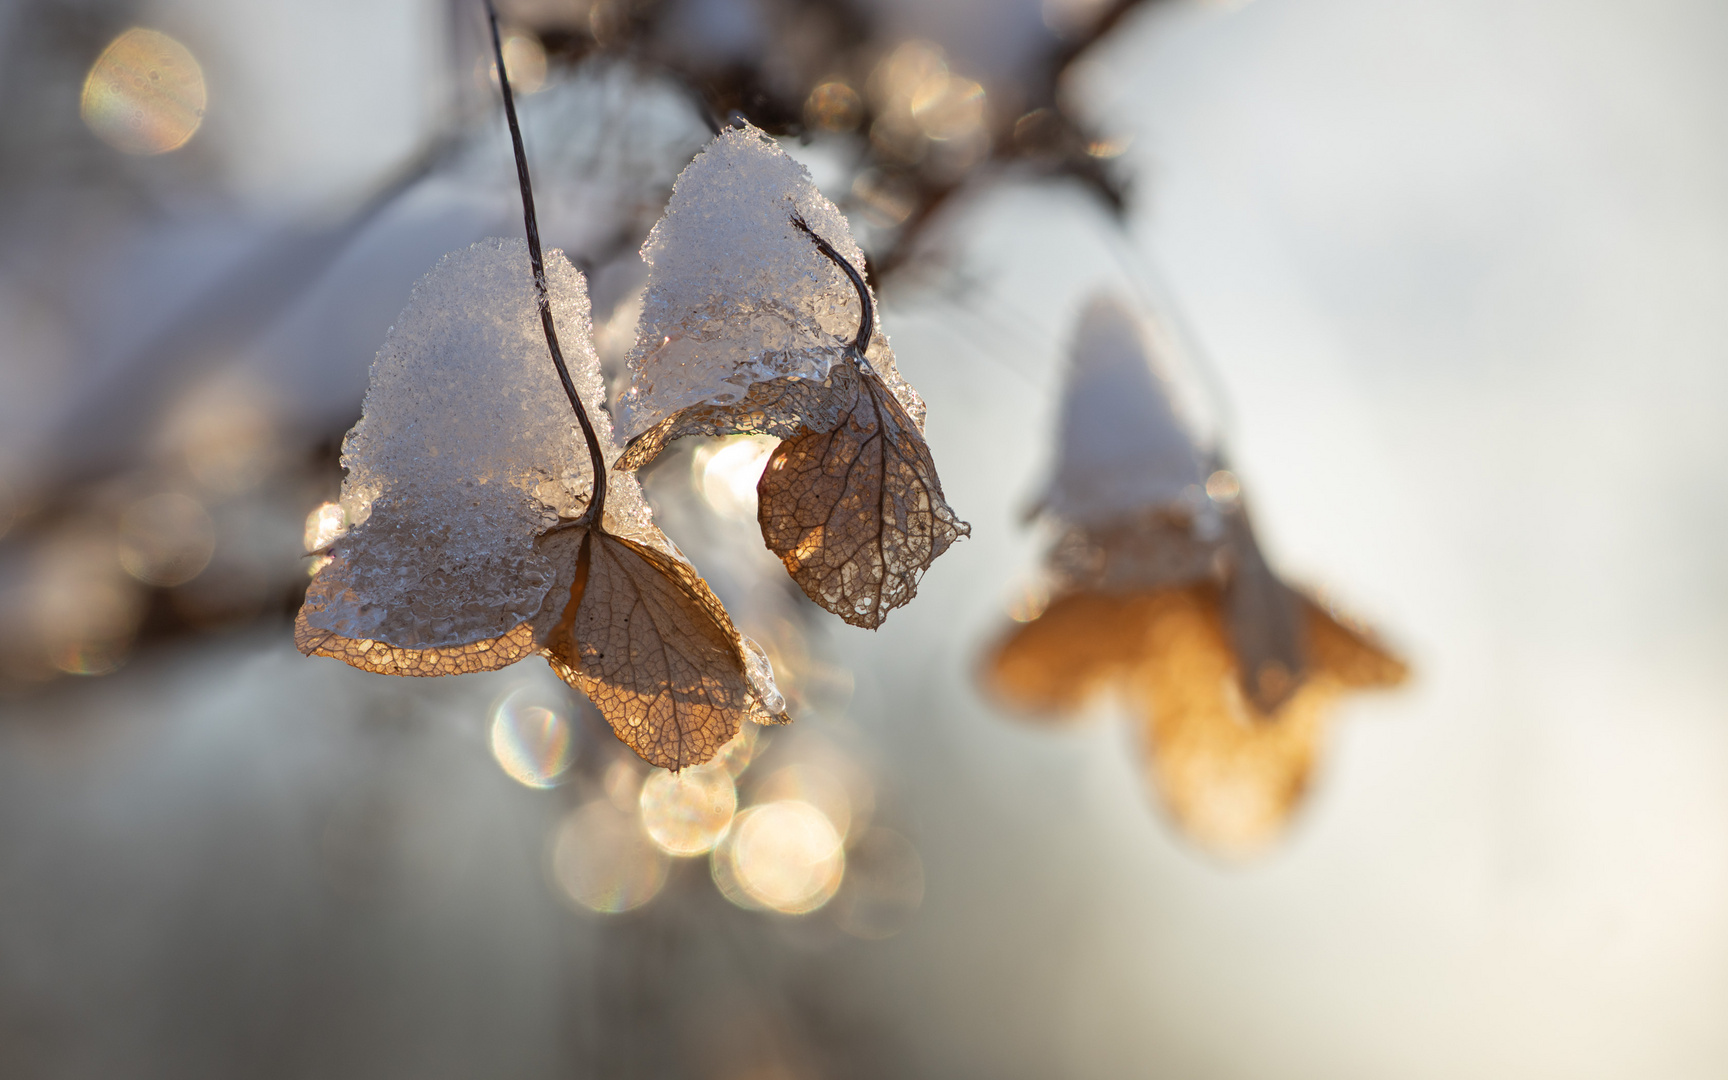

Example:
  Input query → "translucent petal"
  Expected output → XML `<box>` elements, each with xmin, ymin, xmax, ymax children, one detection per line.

<box><xmin>757</xmin><ymin>365</ymin><xmax>969</xmax><ymax>629</ymax></box>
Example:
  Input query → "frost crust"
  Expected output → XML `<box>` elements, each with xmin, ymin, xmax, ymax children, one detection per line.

<box><xmin>301</xmin><ymin>238</ymin><xmax>653</xmax><ymax>649</ymax></box>
<box><xmin>616</xmin><ymin>124</ymin><xmax>923</xmax><ymax>441</ymax></box>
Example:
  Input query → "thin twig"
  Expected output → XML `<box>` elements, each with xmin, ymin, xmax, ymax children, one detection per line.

<box><xmin>791</xmin><ymin>213</ymin><xmax>873</xmax><ymax>358</ymax></box>
<box><xmin>485</xmin><ymin>0</ymin><xmax>609</xmax><ymax>526</ymax></box>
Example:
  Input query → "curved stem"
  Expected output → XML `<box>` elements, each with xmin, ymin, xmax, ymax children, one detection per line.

<box><xmin>790</xmin><ymin>214</ymin><xmax>874</xmax><ymax>359</ymax></box>
<box><xmin>485</xmin><ymin>0</ymin><xmax>608</xmax><ymax>527</ymax></box>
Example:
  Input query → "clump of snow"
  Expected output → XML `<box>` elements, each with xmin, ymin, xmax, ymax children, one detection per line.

<box><xmin>616</xmin><ymin>123</ymin><xmax>924</xmax><ymax>440</ymax></box>
<box><xmin>1044</xmin><ymin>295</ymin><xmax>1207</xmax><ymax>528</ymax></box>
<box><xmin>301</xmin><ymin>238</ymin><xmax>652</xmax><ymax>649</ymax></box>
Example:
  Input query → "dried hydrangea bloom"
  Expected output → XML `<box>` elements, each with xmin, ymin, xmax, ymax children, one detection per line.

<box><xmin>295</xmin><ymin>239</ymin><xmax>785</xmax><ymax>768</ymax></box>
<box><xmin>1026</xmin><ymin>291</ymin><xmax>1319</xmax><ymax>711</ymax></box>
<box><xmin>982</xmin><ymin>590</ymin><xmax>1155</xmax><ymax>719</ymax></box>
<box><xmin>984</xmin><ymin>581</ymin><xmax>1404</xmax><ymax>856</ymax></box>
<box><xmin>983</xmin><ymin>293</ymin><xmax>1407</xmax><ymax>855</ymax></box>
<box><xmin>757</xmin><ymin>352</ymin><xmax>969</xmax><ymax>628</ymax></box>
<box><xmin>614</xmin><ymin>122</ymin><xmax>924</xmax><ymax>456</ymax></box>
<box><xmin>1128</xmin><ymin>585</ymin><xmax>1404</xmax><ymax>857</ymax></box>
<box><xmin>615</xmin><ymin>126</ymin><xmax>968</xmax><ymax>629</ymax></box>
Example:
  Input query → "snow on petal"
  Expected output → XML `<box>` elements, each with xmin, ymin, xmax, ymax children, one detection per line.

<box><xmin>615</xmin><ymin>122</ymin><xmax>923</xmax><ymax>446</ymax></box>
<box><xmin>1043</xmin><ymin>294</ymin><xmax>1207</xmax><ymax>529</ymax></box>
<box><xmin>300</xmin><ymin>237</ymin><xmax>654</xmax><ymax>651</ymax></box>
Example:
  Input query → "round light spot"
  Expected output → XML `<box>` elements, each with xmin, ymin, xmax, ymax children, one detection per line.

<box><xmin>713</xmin><ymin>721</ymin><xmax>763</xmax><ymax>777</ymax></box>
<box><xmin>693</xmin><ymin>436</ymin><xmax>778</xmax><ymax>522</ymax></box>
<box><xmin>549</xmin><ymin>800</ymin><xmax>668</xmax><ymax>914</ymax></box>
<box><xmin>727</xmin><ymin>800</ymin><xmax>844</xmax><ymax>915</ymax></box>
<box><xmin>81</xmin><ymin>28</ymin><xmax>206</xmax><ymax>155</ymax></box>
<box><xmin>804</xmin><ymin>81</ymin><xmax>863</xmax><ymax>132</ymax></box>
<box><xmin>489</xmin><ymin>684</ymin><xmax>577</xmax><ymax>789</ymax></box>
<box><xmin>640</xmin><ymin>764</ymin><xmax>736</xmax><ymax>856</ymax></box>
<box><xmin>1205</xmin><ymin>469</ymin><xmax>1241</xmax><ymax>503</ymax></box>
<box><xmin>118</xmin><ymin>492</ymin><xmax>215</xmax><ymax>586</ymax></box>
<box><xmin>303</xmin><ymin>502</ymin><xmax>345</xmax><ymax>553</ymax></box>
<box><xmin>479</xmin><ymin>31</ymin><xmax>547</xmax><ymax>95</ymax></box>
<box><xmin>710</xmin><ymin>826</ymin><xmax>763</xmax><ymax>910</ymax></box>
<box><xmin>911</xmin><ymin>75</ymin><xmax>985</xmax><ymax>141</ymax></box>
<box><xmin>752</xmin><ymin>763</ymin><xmax>854</xmax><ymax>842</ymax></box>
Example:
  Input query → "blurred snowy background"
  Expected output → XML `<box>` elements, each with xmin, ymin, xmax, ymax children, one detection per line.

<box><xmin>3</xmin><ymin>0</ymin><xmax>1728</xmax><ymax>1076</ymax></box>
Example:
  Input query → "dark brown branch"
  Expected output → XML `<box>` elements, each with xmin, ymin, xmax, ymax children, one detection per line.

<box><xmin>790</xmin><ymin>213</ymin><xmax>873</xmax><ymax>358</ymax></box>
<box><xmin>484</xmin><ymin>0</ymin><xmax>609</xmax><ymax>527</ymax></box>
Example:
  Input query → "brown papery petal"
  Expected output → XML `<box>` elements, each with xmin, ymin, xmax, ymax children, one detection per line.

<box><xmin>540</xmin><ymin>526</ymin><xmax>752</xmax><ymax>771</ymax></box>
<box><xmin>1127</xmin><ymin>584</ymin><xmax>1336</xmax><ymax>858</ymax></box>
<box><xmin>295</xmin><ymin>524</ymin><xmax>587</xmax><ymax>678</ymax></box>
<box><xmin>1303</xmin><ymin>596</ymin><xmax>1409</xmax><ymax>689</ymax></box>
<box><xmin>294</xmin><ymin>615</ymin><xmax>540</xmax><ymax>676</ymax></box>
<box><xmin>982</xmin><ymin>591</ymin><xmax>1154</xmax><ymax>719</ymax></box>
<box><xmin>758</xmin><ymin>365</ymin><xmax>968</xmax><ymax>629</ymax></box>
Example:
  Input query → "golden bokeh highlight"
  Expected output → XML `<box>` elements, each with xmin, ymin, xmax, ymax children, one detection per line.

<box><xmin>117</xmin><ymin>493</ymin><xmax>215</xmax><ymax>587</ymax></box>
<box><xmin>303</xmin><ymin>502</ymin><xmax>345</xmax><ymax>553</ymax></box>
<box><xmin>1205</xmin><ymin>469</ymin><xmax>1241</xmax><ymax>503</ymax></box>
<box><xmin>804</xmin><ymin>81</ymin><xmax>863</xmax><ymax>132</ymax></box>
<box><xmin>489</xmin><ymin>685</ymin><xmax>577</xmax><ymax>789</ymax></box>
<box><xmin>1086</xmin><ymin>135</ymin><xmax>1133</xmax><ymax>159</ymax></box>
<box><xmin>724</xmin><ymin>800</ymin><xmax>845</xmax><ymax>914</ymax></box>
<box><xmin>752</xmin><ymin>763</ymin><xmax>855</xmax><ymax>842</ymax></box>
<box><xmin>850</xmin><ymin>169</ymin><xmax>918</xmax><ymax>228</ymax></box>
<box><xmin>1006</xmin><ymin>582</ymin><xmax>1053</xmax><ymax>624</ymax></box>
<box><xmin>692</xmin><ymin>435</ymin><xmax>777</xmax><ymax>522</ymax></box>
<box><xmin>639</xmin><ymin>764</ymin><xmax>737</xmax><ymax>856</ymax></box>
<box><xmin>550</xmin><ymin>800</ymin><xmax>669</xmax><ymax>913</ymax></box>
<box><xmin>81</xmin><ymin>29</ymin><xmax>206</xmax><ymax>156</ymax></box>
<box><xmin>712</xmin><ymin>722</ymin><xmax>762</xmax><ymax>777</ymax></box>
<box><xmin>480</xmin><ymin>31</ymin><xmax>548</xmax><ymax>95</ymax></box>
<box><xmin>866</xmin><ymin>40</ymin><xmax>989</xmax><ymax>170</ymax></box>
<box><xmin>868</xmin><ymin>41</ymin><xmax>948</xmax><ymax>115</ymax></box>
<box><xmin>156</xmin><ymin>378</ymin><xmax>280</xmax><ymax>496</ymax></box>
<box><xmin>19</xmin><ymin>526</ymin><xmax>143</xmax><ymax>679</ymax></box>
<box><xmin>709</xmin><ymin>826</ymin><xmax>762</xmax><ymax>910</ymax></box>
<box><xmin>603</xmin><ymin>756</ymin><xmax>645</xmax><ymax>812</ymax></box>
<box><xmin>910</xmin><ymin>74</ymin><xmax>985</xmax><ymax>142</ymax></box>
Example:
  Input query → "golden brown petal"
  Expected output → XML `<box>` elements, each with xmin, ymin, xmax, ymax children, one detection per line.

<box><xmin>293</xmin><ymin>615</ymin><xmax>540</xmax><ymax>676</ymax></box>
<box><xmin>540</xmin><ymin>526</ymin><xmax>753</xmax><ymax>771</ymax></box>
<box><xmin>294</xmin><ymin>526</ymin><xmax>586</xmax><ymax>678</ymax></box>
<box><xmin>1302</xmin><ymin>595</ymin><xmax>1410</xmax><ymax>689</ymax></box>
<box><xmin>982</xmin><ymin>591</ymin><xmax>1153</xmax><ymax>719</ymax></box>
<box><xmin>1127</xmin><ymin>585</ymin><xmax>1332</xmax><ymax>858</ymax></box>
<box><xmin>757</xmin><ymin>364</ymin><xmax>969</xmax><ymax>629</ymax></box>
<box><xmin>615</xmin><ymin>367</ymin><xmax>859</xmax><ymax>472</ymax></box>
